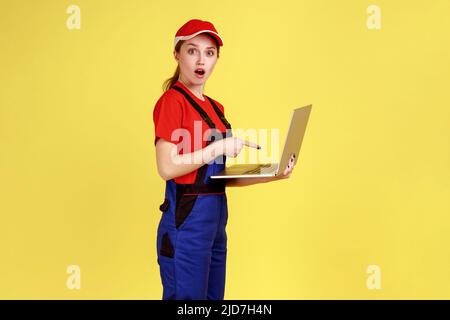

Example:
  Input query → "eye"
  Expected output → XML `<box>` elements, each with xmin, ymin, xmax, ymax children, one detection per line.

<box><xmin>188</xmin><ymin>48</ymin><xmax>196</xmax><ymax>54</ymax></box>
<box><xmin>207</xmin><ymin>51</ymin><xmax>215</xmax><ymax>56</ymax></box>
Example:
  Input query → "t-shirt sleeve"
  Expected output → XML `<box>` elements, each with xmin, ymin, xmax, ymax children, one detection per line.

<box><xmin>153</xmin><ymin>94</ymin><xmax>183</xmax><ymax>146</ymax></box>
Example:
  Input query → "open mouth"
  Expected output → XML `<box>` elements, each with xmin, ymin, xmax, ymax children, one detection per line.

<box><xmin>195</xmin><ymin>68</ymin><xmax>205</xmax><ymax>76</ymax></box>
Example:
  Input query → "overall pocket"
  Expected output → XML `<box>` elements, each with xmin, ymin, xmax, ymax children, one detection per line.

<box><xmin>159</xmin><ymin>231</ymin><xmax>174</xmax><ymax>258</ymax></box>
<box><xmin>159</xmin><ymin>198</ymin><xmax>170</xmax><ymax>213</ymax></box>
<box><xmin>175</xmin><ymin>194</ymin><xmax>198</xmax><ymax>229</ymax></box>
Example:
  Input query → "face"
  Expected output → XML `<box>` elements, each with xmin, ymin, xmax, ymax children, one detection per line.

<box><xmin>174</xmin><ymin>33</ymin><xmax>219</xmax><ymax>86</ymax></box>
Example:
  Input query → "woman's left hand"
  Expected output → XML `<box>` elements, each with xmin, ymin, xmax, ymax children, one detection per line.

<box><xmin>272</xmin><ymin>153</ymin><xmax>296</xmax><ymax>181</ymax></box>
<box><xmin>226</xmin><ymin>154</ymin><xmax>296</xmax><ymax>187</ymax></box>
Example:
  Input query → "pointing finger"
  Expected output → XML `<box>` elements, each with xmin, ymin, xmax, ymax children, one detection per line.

<box><xmin>242</xmin><ymin>140</ymin><xmax>261</xmax><ymax>149</ymax></box>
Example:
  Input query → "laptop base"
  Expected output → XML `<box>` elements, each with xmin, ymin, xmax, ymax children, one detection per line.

<box><xmin>210</xmin><ymin>163</ymin><xmax>278</xmax><ymax>179</ymax></box>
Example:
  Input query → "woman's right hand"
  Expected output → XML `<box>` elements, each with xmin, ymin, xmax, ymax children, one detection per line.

<box><xmin>215</xmin><ymin>137</ymin><xmax>261</xmax><ymax>158</ymax></box>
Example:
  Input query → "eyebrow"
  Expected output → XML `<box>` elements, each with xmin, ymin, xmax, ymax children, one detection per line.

<box><xmin>186</xmin><ymin>43</ymin><xmax>216</xmax><ymax>50</ymax></box>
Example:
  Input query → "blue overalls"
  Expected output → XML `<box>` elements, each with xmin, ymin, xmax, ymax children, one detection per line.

<box><xmin>156</xmin><ymin>85</ymin><xmax>232</xmax><ymax>300</ymax></box>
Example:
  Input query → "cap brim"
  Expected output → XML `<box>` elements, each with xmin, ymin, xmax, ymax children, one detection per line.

<box><xmin>174</xmin><ymin>30</ymin><xmax>223</xmax><ymax>48</ymax></box>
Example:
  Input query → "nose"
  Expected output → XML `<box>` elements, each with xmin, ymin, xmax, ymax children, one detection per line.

<box><xmin>197</xmin><ymin>52</ymin><xmax>205</xmax><ymax>65</ymax></box>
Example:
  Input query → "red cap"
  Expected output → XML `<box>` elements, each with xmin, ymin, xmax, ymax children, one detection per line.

<box><xmin>174</xmin><ymin>19</ymin><xmax>224</xmax><ymax>48</ymax></box>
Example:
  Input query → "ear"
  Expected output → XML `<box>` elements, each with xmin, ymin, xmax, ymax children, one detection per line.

<box><xmin>173</xmin><ymin>50</ymin><xmax>179</xmax><ymax>62</ymax></box>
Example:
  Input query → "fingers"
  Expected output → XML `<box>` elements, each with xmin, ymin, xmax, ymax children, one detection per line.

<box><xmin>224</xmin><ymin>138</ymin><xmax>261</xmax><ymax>158</ymax></box>
<box><xmin>289</xmin><ymin>154</ymin><xmax>295</xmax><ymax>166</ymax></box>
<box><xmin>282</xmin><ymin>154</ymin><xmax>296</xmax><ymax>177</ymax></box>
<box><xmin>242</xmin><ymin>140</ymin><xmax>261</xmax><ymax>149</ymax></box>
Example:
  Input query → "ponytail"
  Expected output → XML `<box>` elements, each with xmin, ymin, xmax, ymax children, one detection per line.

<box><xmin>162</xmin><ymin>65</ymin><xmax>180</xmax><ymax>92</ymax></box>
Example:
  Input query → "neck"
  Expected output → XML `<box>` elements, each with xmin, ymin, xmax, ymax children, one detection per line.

<box><xmin>178</xmin><ymin>76</ymin><xmax>204</xmax><ymax>100</ymax></box>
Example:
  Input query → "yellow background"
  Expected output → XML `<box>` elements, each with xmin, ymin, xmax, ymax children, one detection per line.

<box><xmin>1</xmin><ymin>0</ymin><xmax>449</xmax><ymax>299</ymax></box>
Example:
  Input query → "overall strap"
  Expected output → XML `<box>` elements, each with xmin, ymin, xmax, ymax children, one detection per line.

<box><xmin>205</xmin><ymin>96</ymin><xmax>232</xmax><ymax>130</ymax></box>
<box><xmin>172</xmin><ymin>86</ymin><xmax>216</xmax><ymax>129</ymax></box>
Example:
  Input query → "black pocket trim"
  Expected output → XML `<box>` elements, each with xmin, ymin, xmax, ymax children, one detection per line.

<box><xmin>159</xmin><ymin>198</ymin><xmax>170</xmax><ymax>212</ymax></box>
<box><xmin>175</xmin><ymin>194</ymin><xmax>198</xmax><ymax>229</ymax></box>
<box><xmin>160</xmin><ymin>232</ymin><xmax>174</xmax><ymax>258</ymax></box>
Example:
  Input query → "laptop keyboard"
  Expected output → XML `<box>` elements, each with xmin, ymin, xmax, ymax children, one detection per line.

<box><xmin>244</xmin><ymin>163</ymin><xmax>272</xmax><ymax>174</ymax></box>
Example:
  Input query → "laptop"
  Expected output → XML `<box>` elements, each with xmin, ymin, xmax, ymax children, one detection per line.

<box><xmin>210</xmin><ymin>105</ymin><xmax>312</xmax><ymax>179</ymax></box>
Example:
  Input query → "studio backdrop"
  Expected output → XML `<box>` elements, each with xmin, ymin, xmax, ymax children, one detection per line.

<box><xmin>1</xmin><ymin>0</ymin><xmax>449</xmax><ymax>299</ymax></box>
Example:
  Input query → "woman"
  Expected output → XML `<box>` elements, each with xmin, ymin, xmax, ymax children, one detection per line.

<box><xmin>153</xmin><ymin>19</ymin><xmax>296</xmax><ymax>300</ymax></box>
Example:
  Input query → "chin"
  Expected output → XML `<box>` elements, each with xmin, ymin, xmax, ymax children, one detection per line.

<box><xmin>192</xmin><ymin>79</ymin><xmax>206</xmax><ymax>85</ymax></box>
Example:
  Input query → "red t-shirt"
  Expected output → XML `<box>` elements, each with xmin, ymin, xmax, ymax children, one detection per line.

<box><xmin>153</xmin><ymin>80</ymin><xmax>228</xmax><ymax>184</ymax></box>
